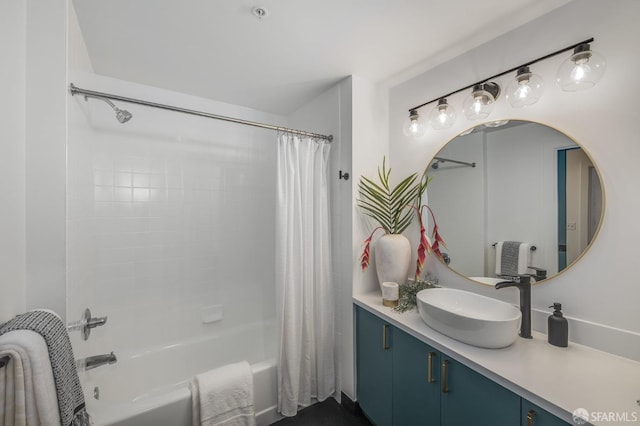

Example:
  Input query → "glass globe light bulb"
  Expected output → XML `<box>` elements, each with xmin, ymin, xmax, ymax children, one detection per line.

<box><xmin>402</xmin><ymin>110</ymin><xmax>427</xmax><ymax>138</ymax></box>
<box><xmin>463</xmin><ymin>84</ymin><xmax>497</xmax><ymax>120</ymax></box>
<box><xmin>506</xmin><ymin>66</ymin><xmax>544</xmax><ymax>108</ymax></box>
<box><xmin>429</xmin><ymin>99</ymin><xmax>456</xmax><ymax>130</ymax></box>
<box><xmin>556</xmin><ymin>44</ymin><xmax>606</xmax><ymax>92</ymax></box>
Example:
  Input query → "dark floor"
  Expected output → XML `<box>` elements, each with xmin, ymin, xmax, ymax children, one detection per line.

<box><xmin>270</xmin><ymin>398</ymin><xmax>372</xmax><ymax>426</ymax></box>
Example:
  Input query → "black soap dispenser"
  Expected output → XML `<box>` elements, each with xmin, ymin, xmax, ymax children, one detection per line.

<box><xmin>548</xmin><ymin>303</ymin><xmax>568</xmax><ymax>347</ymax></box>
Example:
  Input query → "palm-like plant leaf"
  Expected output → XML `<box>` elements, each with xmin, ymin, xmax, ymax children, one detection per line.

<box><xmin>357</xmin><ymin>157</ymin><xmax>419</xmax><ymax>234</ymax></box>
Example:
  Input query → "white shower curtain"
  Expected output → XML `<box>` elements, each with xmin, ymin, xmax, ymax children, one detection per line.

<box><xmin>276</xmin><ymin>133</ymin><xmax>335</xmax><ymax>417</ymax></box>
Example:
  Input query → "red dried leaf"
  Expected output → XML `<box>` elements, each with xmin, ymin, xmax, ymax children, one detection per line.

<box><xmin>414</xmin><ymin>218</ymin><xmax>430</xmax><ymax>280</ymax></box>
<box><xmin>360</xmin><ymin>227</ymin><xmax>384</xmax><ymax>271</ymax></box>
<box><xmin>361</xmin><ymin>239</ymin><xmax>371</xmax><ymax>271</ymax></box>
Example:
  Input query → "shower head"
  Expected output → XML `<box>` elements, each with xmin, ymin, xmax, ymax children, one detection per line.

<box><xmin>84</xmin><ymin>94</ymin><xmax>133</xmax><ymax>124</ymax></box>
<box><xmin>115</xmin><ymin>108</ymin><xmax>133</xmax><ymax>123</ymax></box>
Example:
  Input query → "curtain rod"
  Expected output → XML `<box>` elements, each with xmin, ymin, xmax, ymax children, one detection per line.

<box><xmin>69</xmin><ymin>83</ymin><xmax>333</xmax><ymax>142</ymax></box>
<box><xmin>408</xmin><ymin>37</ymin><xmax>594</xmax><ymax>113</ymax></box>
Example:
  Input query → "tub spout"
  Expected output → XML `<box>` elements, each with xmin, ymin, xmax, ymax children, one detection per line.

<box><xmin>78</xmin><ymin>352</ymin><xmax>117</xmax><ymax>371</ymax></box>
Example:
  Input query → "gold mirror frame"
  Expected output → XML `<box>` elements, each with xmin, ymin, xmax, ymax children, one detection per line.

<box><xmin>426</xmin><ymin>119</ymin><xmax>606</xmax><ymax>285</ymax></box>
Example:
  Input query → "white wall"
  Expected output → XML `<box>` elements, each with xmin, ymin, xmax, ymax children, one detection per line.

<box><xmin>352</xmin><ymin>76</ymin><xmax>391</xmax><ymax>296</ymax></box>
<box><xmin>350</xmin><ymin>75</ymin><xmax>390</xmax><ymax>400</ymax></box>
<box><xmin>388</xmin><ymin>0</ymin><xmax>640</xmax><ymax>361</ymax></box>
<box><xmin>0</xmin><ymin>0</ymin><xmax>27</xmax><ymax>322</ymax></box>
<box><xmin>0</xmin><ymin>0</ymin><xmax>69</xmax><ymax>322</ymax></box>
<box><xmin>25</xmin><ymin>0</ymin><xmax>69</xmax><ymax>318</ymax></box>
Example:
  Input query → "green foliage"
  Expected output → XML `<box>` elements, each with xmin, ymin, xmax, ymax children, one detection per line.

<box><xmin>394</xmin><ymin>275</ymin><xmax>440</xmax><ymax>313</ymax></box>
<box><xmin>357</xmin><ymin>157</ymin><xmax>420</xmax><ymax>235</ymax></box>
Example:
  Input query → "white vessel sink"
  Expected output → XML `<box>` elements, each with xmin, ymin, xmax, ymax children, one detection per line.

<box><xmin>468</xmin><ymin>277</ymin><xmax>507</xmax><ymax>287</ymax></box>
<box><xmin>416</xmin><ymin>288</ymin><xmax>522</xmax><ymax>349</ymax></box>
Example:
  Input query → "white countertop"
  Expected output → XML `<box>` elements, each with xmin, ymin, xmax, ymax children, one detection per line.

<box><xmin>354</xmin><ymin>291</ymin><xmax>640</xmax><ymax>426</ymax></box>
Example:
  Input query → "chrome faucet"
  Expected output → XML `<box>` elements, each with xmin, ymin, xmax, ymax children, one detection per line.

<box><xmin>78</xmin><ymin>352</ymin><xmax>117</xmax><ymax>371</ymax></box>
<box><xmin>495</xmin><ymin>275</ymin><xmax>532</xmax><ymax>339</ymax></box>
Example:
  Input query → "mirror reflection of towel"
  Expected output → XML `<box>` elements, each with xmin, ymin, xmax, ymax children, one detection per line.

<box><xmin>495</xmin><ymin>241</ymin><xmax>530</xmax><ymax>276</ymax></box>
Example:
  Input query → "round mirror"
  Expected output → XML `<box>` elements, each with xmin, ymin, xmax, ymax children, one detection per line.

<box><xmin>426</xmin><ymin>120</ymin><xmax>604</xmax><ymax>284</ymax></box>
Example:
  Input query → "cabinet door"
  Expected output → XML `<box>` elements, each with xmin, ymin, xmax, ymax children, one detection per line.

<box><xmin>392</xmin><ymin>328</ymin><xmax>441</xmax><ymax>426</ymax></box>
<box><xmin>522</xmin><ymin>399</ymin><xmax>571</xmax><ymax>426</ymax></box>
<box><xmin>440</xmin><ymin>356</ymin><xmax>520</xmax><ymax>426</ymax></box>
<box><xmin>356</xmin><ymin>306</ymin><xmax>393</xmax><ymax>426</ymax></box>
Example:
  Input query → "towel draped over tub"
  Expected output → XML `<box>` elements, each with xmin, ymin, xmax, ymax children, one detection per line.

<box><xmin>191</xmin><ymin>361</ymin><xmax>256</xmax><ymax>426</ymax></box>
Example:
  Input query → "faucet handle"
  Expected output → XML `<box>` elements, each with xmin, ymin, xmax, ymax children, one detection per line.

<box><xmin>518</xmin><ymin>274</ymin><xmax>531</xmax><ymax>284</ymax></box>
<box><xmin>67</xmin><ymin>308</ymin><xmax>108</xmax><ymax>341</ymax></box>
<box><xmin>87</xmin><ymin>315</ymin><xmax>107</xmax><ymax>329</ymax></box>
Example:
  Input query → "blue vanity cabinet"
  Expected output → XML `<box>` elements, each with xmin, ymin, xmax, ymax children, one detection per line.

<box><xmin>522</xmin><ymin>399</ymin><xmax>571</xmax><ymax>426</ymax></box>
<box><xmin>356</xmin><ymin>306</ymin><xmax>393</xmax><ymax>426</ymax></box>
<box><xmin>356</xmin><ymin>305</ymin><xmax>532</xmax><ymax>426</ymax></box>
<box><xmin>439</xmin><ymin>355</ymin><xmax>520</xmax><ymax>426</ymax></box>
<box><xmin>392</xmin><ymin>327</ymin><xmax>441</xmax><ymax>425</ymax></box>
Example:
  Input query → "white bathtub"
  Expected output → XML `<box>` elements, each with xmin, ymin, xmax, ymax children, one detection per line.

<box><xmin>80</xmin><ymin>323</ymin><xmax>280</xmax><ymax>426</ymax></box>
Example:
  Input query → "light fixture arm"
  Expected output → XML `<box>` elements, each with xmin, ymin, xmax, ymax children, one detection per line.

<box><xmin>408</xmin><ymin>37</ymin><xmax>594</xmax><ymax>113</ymax></box>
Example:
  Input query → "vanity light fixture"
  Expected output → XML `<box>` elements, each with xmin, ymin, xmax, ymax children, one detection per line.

<box><xmin>429</xmin><ymin>98</ymin><xmax>457</xmax><ymax>130</ymax></box>
<box><xmin>556</xmin><ymin>43</ymin><xmax>606</xmax><ymax>91</ymax></box>
<box><xmin>402</xmin><ymin>109</ymin><xmax>428</xmax><ymax>138</ymax></box>
<box><xmin>505</xmin><ymin>66</ymin><xmax>544</xmax><ymax>108</ymax></box>
<box><xmin>463</xmin><ymin>82</ymin><xmax>500</xmax><ymax>120</ymax></box>
<box><xmin>403</xmin><ymin>37</ymin><xmax>602</xmax><ymax>138</ymax></box>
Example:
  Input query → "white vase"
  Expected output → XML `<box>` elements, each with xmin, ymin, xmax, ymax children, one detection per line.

<box><xmin>374</xmin><ymin>233</ymin><xmax>411</xmax><ymax>291</ymax></box>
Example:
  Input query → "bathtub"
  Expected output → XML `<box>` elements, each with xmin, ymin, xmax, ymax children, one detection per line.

<box><xmin>80</xmin><ymin>322</ymin><xmax>280</xmax><ymax>426</ymax></box>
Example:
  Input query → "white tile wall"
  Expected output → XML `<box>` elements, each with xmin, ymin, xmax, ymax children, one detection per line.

<box><xmin>67</xmin><ymin>75</ymin><xmax>281</xmax><ymax>358</ymax></box>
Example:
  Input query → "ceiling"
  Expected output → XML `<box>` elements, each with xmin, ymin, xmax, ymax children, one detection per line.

<box><xmin>73</xmin><ymin>0</ymin><xmax>570</xmax><ymax>115</ymax></box>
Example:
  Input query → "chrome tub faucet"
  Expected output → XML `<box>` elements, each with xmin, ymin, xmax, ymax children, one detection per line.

<box><xmin>77</xmin><ymin>352</ymin><xmax>117</xmax><ymax>371</ymax></box>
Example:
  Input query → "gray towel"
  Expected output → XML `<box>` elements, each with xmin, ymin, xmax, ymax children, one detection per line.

<box><xmin>0</xmin><ymin>310</ymin><xmax>91</xmax><ymax>426</ymax></box>
<box><xmin>500</xmin><ymin>241</ymin><xmax>522</xmax><ymax>277</ymax></box>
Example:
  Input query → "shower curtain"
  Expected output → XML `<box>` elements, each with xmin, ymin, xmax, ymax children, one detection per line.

<box><xmin>276</xmin><ymin>133</ymin><xmax>335</xmax><ymax>417</ymax></box>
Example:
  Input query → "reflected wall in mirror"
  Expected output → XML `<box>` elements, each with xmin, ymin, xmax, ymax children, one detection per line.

<box><xmin>426</xmin><ymin>120</ymin><xmax>603</xmax><ymax>284</ymax></box>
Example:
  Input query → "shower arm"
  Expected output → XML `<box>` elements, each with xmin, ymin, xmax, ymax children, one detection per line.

<box><xmin>433</xmin><ymin>157</ymin><xmax>476</xmax><ymax>168</ymax></box>
<box><xmin>82</xmin><ymin>93</ymin><xmax>119</xmax><ymax>110</ymax></box>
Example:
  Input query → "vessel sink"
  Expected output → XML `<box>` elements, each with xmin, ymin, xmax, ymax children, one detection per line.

<box><xmin>416</xmin><ymin>288</ymin><xmax>522</xmax><ymax>348</ymax></box>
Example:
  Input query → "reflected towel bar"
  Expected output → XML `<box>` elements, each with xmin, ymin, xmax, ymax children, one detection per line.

<box><xmin>0</xmin><ymin>355</ymin><xmax>9</xmax><ymax>368</ymax></box>
<box><xmin>492</xmin><ymin>243</ymin><xmax>536</xmax><ymax>251</ymax></box>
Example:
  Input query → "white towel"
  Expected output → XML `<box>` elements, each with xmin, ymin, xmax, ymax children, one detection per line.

<box><xmin>495</xmin><ymin>241</ymin><xmax>530</xmax><ymax>276</ymax></box>
<box><xmin>0</xmin><ymin>330</ymin><xmax>61</xmax><ymax>426</ymax></box>
<box><xmin>0</xmin><ymin>310</ymin><xmax>89</xmax><ymax>426</ymax></box>
<box><xmin>191</xmin><ymin>361</ymin><xmax>256</xmax><ymax>426</ymax></box>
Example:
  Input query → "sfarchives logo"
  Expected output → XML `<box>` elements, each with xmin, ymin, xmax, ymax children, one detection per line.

<box><xmin>573</xmin><ymin>407</ymin><xmax>639</xmax><ymax>424</ymax></box>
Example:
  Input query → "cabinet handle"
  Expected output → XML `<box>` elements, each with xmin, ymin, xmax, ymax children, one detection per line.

<box><xmin>441</xmin><ymin>359</ymin><xmax>449</xmax><ymax>393</ymax></box>
<box><xmin>427</xmin><ymin>352</ymin><xmax>436</xmax><ymax>383</ymax></box>
<box><xmin>527</xmin><ymin>410</ymin><xmax>536</xmax><ymax>426</ymax></box>
<box><xmin>382</xmin><ymin>324</ymin><xmax>390</xmax><ymax>350</ymax></box>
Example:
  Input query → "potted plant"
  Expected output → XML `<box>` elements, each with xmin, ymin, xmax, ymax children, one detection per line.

<box><xmin>358</xmin><ymin>157</ymin><xmax>445</xmax><ymax>289</ymax></box>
